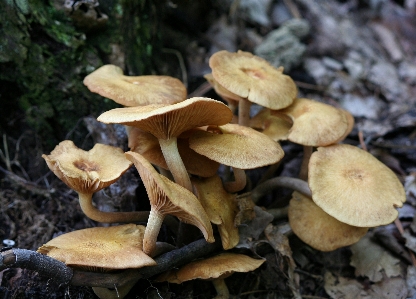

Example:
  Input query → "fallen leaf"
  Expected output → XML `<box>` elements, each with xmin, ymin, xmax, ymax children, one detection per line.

<box><xmin>236</xmin><ymin>206</ymin><xmax>273</xmax><ymax>249</ymax></box>
<box><xmin>350</xmin><ymin>235</ymin><xmax>402</xmax><ymax>282</ymax></box>
<box><xmin>406</xmin><ymin>266</ymin><xmax>416</xmax><ymax>297</ymax></box>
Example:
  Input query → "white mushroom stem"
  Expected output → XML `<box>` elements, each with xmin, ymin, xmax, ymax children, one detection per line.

<box><xmin>143</xmin><ymin>209</ymin><xmax>165</xmax><ymax>256</ymax></box>
<box><xmin>224</xmin><ymin>168</ymin><xmax>247</xmax><ymax>193</ymax></box>
<box><xmin>238</xmin><ymin>99</ymin><xmax>252</xmax><ymax>127</ymax></box>
<box><xmin>78</xmin><ymin>193</ymin><xmax>149</xmax><ymax>223</ymax></box>
<box><xmin>251</xmin><ymin>176</ymin><xmax>312</xmax><ymax>203</ymax></box>
<box><xmin>159</xmin><ymin>137</ymin><xmax>193</xmax><ymax>192</ymax></box>
<box><xmin>212</xmin><ymin>278</ymin><xmax>230</xmax><ymax>299</ymax></box>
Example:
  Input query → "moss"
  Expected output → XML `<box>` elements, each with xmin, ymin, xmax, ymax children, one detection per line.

<box><xmin>1</xmin><ymin>0</ymin><xmax>162</xmax><ymax>148</ymax></box>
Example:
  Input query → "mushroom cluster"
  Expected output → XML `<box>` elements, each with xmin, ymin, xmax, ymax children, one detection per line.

<box><xmin>38</xmin><ymin>50</ymin><xmax>406</xmax><ymax>298</ymax></box>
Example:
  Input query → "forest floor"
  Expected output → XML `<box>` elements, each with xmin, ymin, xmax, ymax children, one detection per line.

<box><xmin>1</xmin><ymin>0</ymin><xmax>416</xmax><ymax>298</ymax></box>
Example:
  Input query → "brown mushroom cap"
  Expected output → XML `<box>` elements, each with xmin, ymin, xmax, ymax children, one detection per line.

<box><xmin>128</xmin><ymin>127</ymin><xmax>219</xmax><ymax>177</ymax></box>
<box><xmin>209</xmin><ymin>50</ymin><xmax>297</xmax><ymax>110</ymax></box>
<box><xmin>42</xmin><ymin>140</ymin><xmax>132</xmax><ymax>194</ymax></box>
<box><xmin>189</xmin><ymin>123</ymin><xmax>284</xmax><ymax>169</ymax></box>
<box><xmin>158</xmin><ymin>253</ymin><xmax>265</xmax><ymax>283</ymax></box>
<box><xmin>83</xmin><ymin>64</ymin><xmax>187</xmax><ymax>106</ymax></box>
<box><xmin>97</xmin><ymin>97</ymin><xmax>233</xmax><ymax>140</ymax></box>
<box><xmin>192</xmin><ymin>175</ymin><xmax>239</xmax><ymax>250</ymax></box>
<box><xmin>204</xmin><ymin>73</ymin><xmax>241</xmax><ymax>106</ymax></box>
<box><xmin>37</xmin><ymin>224</ymin><xmax>156</xmax><ymax>271</ymax></box>
<box><xmin>288</xmin><ymin>191</ymin><xmax>368</xmax><ymax>251</ymax></box>
<box><xmin>125</xmin><ymin>151</ymin><xmax>214</xmax><ymax>243</ymax></box>
<box><xmin>273</xmin><ymin>98</ymin><xmax>350</xmax><ymax>146</ymax></box>
<box><xmin>250</xmin><ymin>108</ymin><xmax>291</xmax><ymax>142</ymax></box>
<box><xmin>308</xmin><ymin>144</ymin><xmax>406</xmax><ymax>227</ymax></box>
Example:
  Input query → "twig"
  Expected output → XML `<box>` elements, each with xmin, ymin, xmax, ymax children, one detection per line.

<box><xmin>1</xmin><ymin>238</ymin><xmax>222</xmax><ymax>289</ymax></box>
<box><xmin>251</xmin><ymin>176</ymin><xmax>311</xmax><ymax>203</ymax></box>
<box><xmin>161</xmin><ymin>48</ymin><xmax>188</xmax><ymax>89</ymax></box>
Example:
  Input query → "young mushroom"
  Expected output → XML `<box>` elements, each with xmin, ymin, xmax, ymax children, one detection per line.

<box><xmin>157</xmin><ymin>253</ymin><xmax>265</xmax><ymax>299</ymax></box>
<box><xmin>209</xmin><ymin>50</ymin><xmax>297</xmax><ymax>126</ymax></box>
<box><xmin>42</xmin><ymin>140</ymin><xmax>149</xmax><ymax>223</ymax></box>
<box><xmin>98</xmin><ymin>97</ymin><xmax>233</xmax><ymax>192</ymax></box>
<box><xmin>83</xmin><ymin>64</ymin><xmax>187</xmax><ymax>106</ymax></box>
<box><xmin>125</xmin><ymin>151</ymin><xmax>214</xmax><ymax>256</ymax></box>
<box><xmin>308</xmin><ymin>144</ymin><xmax>406</xmax><ymax>227</ymax></box>
<box><xmin>288</xmin><ymin>191</ymin><xmax>368</xmax><ymax>251</ymax></box>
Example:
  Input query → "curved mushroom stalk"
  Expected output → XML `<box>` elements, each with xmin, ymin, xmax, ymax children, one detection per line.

<box><xmin>78</xmin><ymin>192</ymin><xmax>149</xmax><ymax>223</ymax></box>
<box><xmin>126</xmin><ymin>151</ymin><xmax>214</xmax><ymax>257</ymax></box>
<box><xmin>223</xmin><ymin>167</ymin><xmax>247</xmax><ymax>193</ymax></box>
<box><xmin>42</xmin><ymin>141</ymin><xmax>148</xmax><ymax>223</ymax></box>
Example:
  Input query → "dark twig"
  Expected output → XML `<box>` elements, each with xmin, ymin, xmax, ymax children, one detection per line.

<box><xmin>1</xmin><ymin>238</ymin><xmax>222</xmax><ymax>289</ymax></box>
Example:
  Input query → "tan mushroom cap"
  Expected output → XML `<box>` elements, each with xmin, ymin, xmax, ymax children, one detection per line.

<box><xmin>308</xmin><ymin>144</ymin><xmax>406</xmax><ymax>227</ymax></box>
<box><xmin>158</xmin><ymin>253</ymin><xmax>265</xmax><ymax>283</ymax></box>
<box><xmin>37</xmin><ymin>224</ymin><xmax>156</xmax><ymax>271</ymax></box>
<box><xmin>209</xmin><ymin>50</ymin><xmax>297</xmax><ymax>110</ymax></box>
<box><xmin>83</xmin><ymin>64</ymin><xmax>187</xmax><ymax>106</ymax></box>
<box><xmin>204</xmin><ymin>73</ymin><xmax>241</xmax><ymax>106</ymax></box>
<box><xmin>288</xmin><ymin>192</ymin><xmax>368</xmax><ymax>251</ymax></box>
<box><xmin>128</xmin><ymin>127</ymin><xmax>219</xmax><ymax>177</ymax></box>
<box><xmin>97</xmin><ymin>97</ymin><xmax>233</xmax><ymax>140</ymax></box>
<box><xmin>42</xmin><ymin>140</ymin><xmax>132</xmax><ymax>194</ymax></box>
<box><xmin>273</xmin><ymin>98</ymin><xmax>350</xmax><ymax>146</ymax></box>
<box><xmin>125</xmin><ymin>151</ymin><xmax>214</xmax><ymax>243</ymax></box>
<box><xmin>189</xmin><ymin>123</ymin><xmax>284</xmax><ymax>169</ymax></box>
<box><xmin>250</xmin><ymin>108</ymin><xmax>291</xmax><ymax>142</ymax></box>
<box><xmin>192</xmin><ymin>175</ymin><xmax>239</xmax><ymax>250</ymax></box>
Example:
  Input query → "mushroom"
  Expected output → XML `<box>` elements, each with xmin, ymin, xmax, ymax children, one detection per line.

<box><xmin>189</xmin><ymin>123</ymin><xmax>284</xmax><ymax>192</ymax></box>
<box><xmin>38</xmin><ymin>224</ymin><xmax>156</xmax><ymax>299</ymax></box>
<box><xmin>128</xmin><ymin>127</ymin><xmax>220</xmax><ymax>178</ymax></box>
<box><xmin>37</xmin><ymin>224</ymin><xmax>156</xmax><ymax>271</ymax></box>
<box><xmin>125</xmin><ymin>151</ymin><xmax>214</xmax><ymax>256</ymax></box>
<box><xmin>157</xmin><ymin>253</ymin><xmax>265</xmax><ymax>299</ymax></box>
<box><xmin>209</xmin><ymin>50</ymin><xmax>297</xmax><ymax>126</ymax></box>
<box><xmin>98</xmin><ymin>97</ymin><xmax>233</xmax><ymax>192</ymax></box>
<box><xmin>192</xmin><ymin>175</ymin><xmax>239</xmax><ymax>250</ymax></box>
<box><xmin>308</xmin><ymin>144</ymin><xmax>406</xmax><ymax>227</ymax></box>
<box><xmin>288</xmin><ymin>191</ymin><xmax>368</xmax><ymax>251</ymax></box>
<box><xmin>250</xmin><ymin>108</ymin><xmax>291</xmax><ymax>142</ymax></box>
<box><xmin>204</xmin><ymin>73</ymin><xmax>240</xmax><ymax>114</ymax></box>
<box><xmin>42</xmin><ymin>140</ymin><xmax>149</xmax><ymax>223</ymax></box>
<box><xmin>83</xmin><ymin>64</ymin><xmax>187</xmax><ymax>106</ymax></box>
<box><xmin>272</xmin><ymin>97</ymin><xmax>353</xmax><ymax>180</ymax></box>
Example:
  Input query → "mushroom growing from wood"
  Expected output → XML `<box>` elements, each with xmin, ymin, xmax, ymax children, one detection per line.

<box><xmin>157</xmin><ymin>252</ymin><xmax>265</xmax><ymax>299</ymax></box>
<box><xmin>42</xmin><ymin>140</ymin><xmax>149</xmax><ymax>223</ymax></box>
<box><xmin>98</xmin><ymin>97</ymin><xmax>233</xmax><ymax>192</ymax></box>
<box><xmin>308</xmin><ymin>144</ymin><xmax>406</xmax><ymax>227</ymax></box>
<box><xmin>125</xmin><ymin>151</ymin><xmax>214</xmax><ymax>256</ymax></box>
<box><xmin>83</xmin><ymin>64</ymin><xmax>187</xmax><ymax>106</ymax></box>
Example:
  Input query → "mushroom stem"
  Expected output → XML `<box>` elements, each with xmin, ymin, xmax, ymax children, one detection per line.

<box><xmin>251</xmin><ymin>176</ymin><xmax>311</xmax><ymax>203</ymax></box>
<box><xmin>238</xmin><ymin>99</ymin><xmax>252</xmax><ymax>127</ymax></box>
<box><xmin>143</xmin><ymin>209</ymin><xmax>165</xmax><ymax>256</ymax></box>
<box><xmin>92</xmin><ymin>278</ymin><xmax>139</xmax><ymax>299</ymax></box>
<box><xmin>212</xmin><ymin>278</ymin><xmax>230</xmax><ymax>299</ymax></box>
<box><xmin>299</xmin><ymin>145</ymin><xmax>313</xmax><ymax>181</ymax></box>
<box><xmin>224</xmin><ymin>168</ymin><xmax>247</xmax><ymax>193</ymax></box>
<box><xmin>159</xmin><ymin>137</ymin><xmax>193</xmax><ymax>192</ymax></box>
<box><xmin>78</xmin><ymin>193</ymin><xmax>149</xmax><ymax>223</ymax></box>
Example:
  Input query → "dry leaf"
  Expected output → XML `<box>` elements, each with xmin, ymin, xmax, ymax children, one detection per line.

<box><xmin>406</xmin><ymin>266</ymin><xmax>416</xmax><ymax>297</ymax></box>
<box><xmin>350</xmin><ymin>235</ymin><xmax>402</xmax><ymax>282</ymax></box>
<box><xmin>236</xmin><ymin>206</ymin><xmax>273</xmax><ymax>249</ymax></box>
